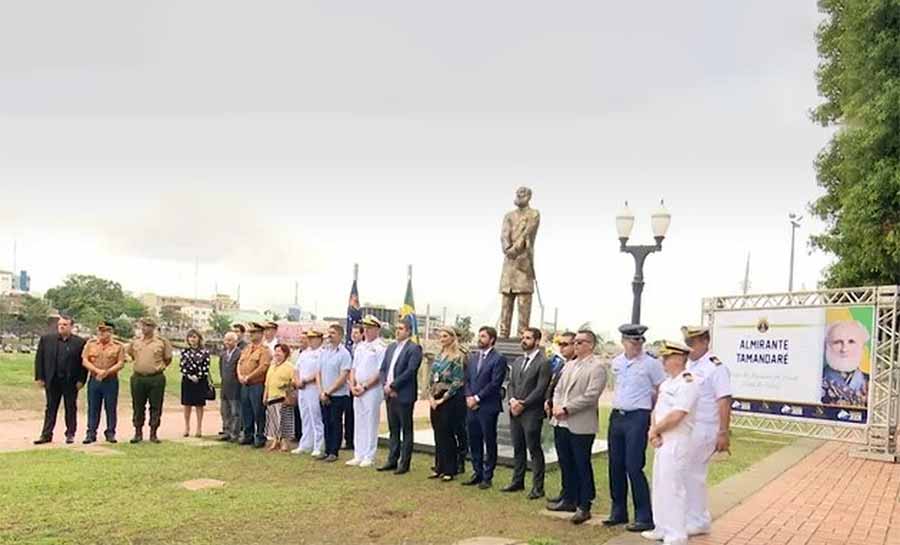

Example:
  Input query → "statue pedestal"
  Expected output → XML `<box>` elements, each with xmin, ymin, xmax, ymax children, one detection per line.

<box><xmin>379</xmin><ymin>338</ymin><xmax>608</xmax><ymax>468</ymax></box>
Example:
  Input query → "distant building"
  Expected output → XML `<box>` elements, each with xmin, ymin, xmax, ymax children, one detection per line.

<box><xmin>12</xmin><ymin>271</ymin><xmax>30</xmax><ymax>293</ymax></box>
<box><xmin>356</xmin><ymin>303</ymin><xmax>442</xmax><ymax>337</ymax></box>
<box><xmin>0</xmin><ymin>271</ymin><xmax>12</xmax><ymax>296</ymax></box>
<box><xmin>141</xmin><ymin>292</ymin><xmax>239</xmax><ymax>332</ymax></box>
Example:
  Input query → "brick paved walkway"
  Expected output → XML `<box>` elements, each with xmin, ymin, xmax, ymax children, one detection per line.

<box><xmin>693</xmin><ymin>441</ymin><xmax>900</xmax><ymax>545</ymax></box>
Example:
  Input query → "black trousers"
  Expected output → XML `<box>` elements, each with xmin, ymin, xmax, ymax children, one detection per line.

<box><xmin>40</xmin><ymin>378</ymin><xmax>79</xmax><ymax>439</ymax></box>
<box><xmin>322</xmin><ymin>395</ymin><xmax>351</xmax><ymax>456</ymax></box>
<box><xmin>386</xmin><ymin>398</ymin><xmax>414</xmax><ymax>469</ymax></box>
<box><xmin>293</xmin><ymin>404</ymin><xmax>302</xmax><ymax>442</ymax></box>
<box><xmin>343</xmin><ymin>404</ymin><xmax>354</xmax><ymax>448</ymax></box>
<box><xmin>608</xmin><ymin>409</ymin><xmax>653</xmax><ymax>524</ymax></box>
<box><xmin>510</xmin><ymin>412</ymin><xmax>545</xmax><ymax>492</ymax></box>
<box><xmin>431</xmin><ymin>394</ymin><xmax>466</xmax><ymax>476</ymax></box>
<box><xmin>555</xmin><ymin>426</ymin><xmax>596</xmax><ymax>511</ymax></box>
<box><xmin>453</xmin><ymin>408</ymin><xmax>468</xmax><ymax>472</ymax></box>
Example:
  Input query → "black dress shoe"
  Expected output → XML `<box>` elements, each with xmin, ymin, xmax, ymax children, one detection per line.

<box><xmin>393</xmin><ymin>467</ymin><xmax>410</xmax><ymax>475</ymax></box>
<box><xmin>461</xmin><ymin>476</ymin><xmax>483</xmax><ymax>487</ymax></box>
<box><xmin>377</xmin><ymin>464</ymin><xmax>398</xmax><ymax>473</ymax></box>
<box><xmin>546</xmin><ymin>495</ymin><xmax>562</xmax><ymax>504</ymax></box>
<box><xmin>130</xmin><ymin>435</ymin><xmax>143</xmax><ymax>444</ymax></box>
<box><xmin>528</xmin><ymin>490</ymin><xmax>545</xmax><ymax>500</ymax></box>
<box><xmin>546</xmin><ymin>501</ymin><xmax>577</xmax><ymax>513</ymax></box>
<box><xmin>239</xmin><ymin>439</ymin><xmax>253</xmax><ymax>446</ymax></box>
<box><xmin>501</xmin><ymin>483</ymin><xmax>525</xmax><ymax>493</ymax></box>
<box><xmin>571</xmin><ymin>509</ymin><xmax>592</xmax><ymax>525</ymax></box>
<box><xmin>65</xmin><ymin>436</ymin><xmax>75</xmax><ymax>444</ymax></box>
<box><xmin>627</xmin><ymin>522</ymin><xmax>655</xmax><ymax>533</ymax></box>
<box><xmin>83</xmin><ymin>437</ymin><xmax>96</xmax><ymax>445</ymax></box>
<box><xmin>478</xmin><ymin>481</ymin><xmax>493</xmax><ymax>490</ymax></box>
<box><xmin>33</xmin><ymin>437</ymin><xmax>52</xmax><ymax>445</ymax></box>
<box><xmin>105</xmin><ymin>435</ymin><xmax>117</xmax><ymax>444</ymax></box>
<box><xmin>602</xmin><ymin>517</ymin><xmax>628</xmax><ymax>527</ymax></box>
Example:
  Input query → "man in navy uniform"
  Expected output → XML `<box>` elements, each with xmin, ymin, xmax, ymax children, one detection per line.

<box><xmin>462</xmin><ymin>326</ymin><xmax>508</xmax><ymax>490</ymax></box>
<box><xmin>603</xmin><ymin>324</ymin><xmax>665</xmax><ymax>533</ymax></box>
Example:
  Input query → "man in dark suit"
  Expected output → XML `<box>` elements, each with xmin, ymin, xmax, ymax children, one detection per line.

<box><xmin>33</xmin><ymin>315</ymin><xmax>88</xmax><ymax>445</ymax></box>
<box><xmin>218</xmin><ymin>331</ymin><xmax>244</xmax><ymax>442</ymax></box>
<box><xmin>462</xmin><ymin>326</ymin><xmax>508</xmax><ymax>490</ymax></box>
<box><xmin>503</xmin><ymin>327</ymin><xmax>552</xmax><ymax>499</ymax></box>
<box><xmin>378</xmin><ymin>317</ymin><xmax>423</xmax><ymax>474</ymax></box>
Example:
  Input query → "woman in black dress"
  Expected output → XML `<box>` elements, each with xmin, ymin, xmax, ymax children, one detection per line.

<box><xmin>180</xmin><ymin>329</ymin><xmax>211</xmax><ymax>438</ymax></box>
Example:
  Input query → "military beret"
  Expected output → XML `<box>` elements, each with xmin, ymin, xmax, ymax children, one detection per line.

<box><xmin>306</xmin><ymin>329</ymin><xmax>324</xmax><ymax>338</ymax></box>
<box><xmin>247</xmin><ymin>322</ymin><xmax>265</xmax><ymax>333</ymax></box>
<box><xmin>681</xmin><ymin>325</ymin><xmax>710</xmax><ymax>340</ymax></box>
<box><xmin>658</xmin><ymin>340</ymin><xmax>691</xmax><ymax>357</ymax></box>
<box><xmin>265</xmin><ymin>321</ymin><xmax>279</xmax><ymax>330</ymax></box>
<box><xmin>97</xmin><ymin>320</ymin><xmax>115</xmax><ymax>330</ymax></box>
<box><xmin>139</xmin><ymin>317</ymin><xmax>158</xmax><ymax>328</ymax></box>
<box><xmin>361</xmin><ymin>315</ymin><xmax>382</xmax><ymax>328</ymax></box>
<box><xmin>618</xmin><ymin>323</ymin><xmax>648</xmax><ymax>340</ymax></box>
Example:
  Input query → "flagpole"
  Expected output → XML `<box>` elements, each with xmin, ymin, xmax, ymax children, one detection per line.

<box><xmin>354</xmin><ymin>263</ymin><xmax>359</xmax><ymax>283</ymax></box>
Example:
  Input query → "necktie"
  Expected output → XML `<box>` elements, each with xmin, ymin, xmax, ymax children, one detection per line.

<box><xmin>477</xmin><ymin>351</ymin><xmax>486</xmax><ymax>375</ymax></box>
<box><xmin>522</xmin><ymin>355</ymin><xmax>531</xmax><ymax>375</ymax></box>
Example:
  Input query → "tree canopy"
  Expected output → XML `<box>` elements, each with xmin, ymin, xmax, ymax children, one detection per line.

<box><xmin>810</xmin><ymin>1</ymin><xmax>900</xmax><ymax>287</ymax></box>
<box><xmin>44</xmin><ymin>274</ymin><xmax>147</xmax><ymax>326</ymax></box>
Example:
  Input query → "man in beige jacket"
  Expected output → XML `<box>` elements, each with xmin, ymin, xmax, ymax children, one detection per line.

<box><xmin>547</xmin><ymin>330</ymin><xmax>608</xmax><ymax>525</ymax></box>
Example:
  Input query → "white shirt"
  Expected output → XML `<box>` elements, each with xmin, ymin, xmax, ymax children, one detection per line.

<box><xmin>265</xmin><ymin>337</ymin><xmax>278</xmax><ymax>355</ymax></box>
<box><xmin>295</xmin><ymin>347</ymin><xmax>321</xmax><ymax>385</ymax></box>
<box><xmin>687</xmin><ymin>351</ymin><xmax>732</xmax><ymax>427</ymax></box>
<box><xmin>353</xmin><ymin>339</ymin><xmax>387</xmax><ymax>385</ymax></box>
<box><xmin>654</xmin><ymin>370</ymin><xmax>700</xmax><ymax>441</ymax></box>
<box><xmin>387</xmin><ymin>339</ymin><xmax>408</xmax><ymax>384</ymax></box>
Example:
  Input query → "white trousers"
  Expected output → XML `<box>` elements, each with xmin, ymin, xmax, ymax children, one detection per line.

<box><xmin>686</xmin><ymin>424</ymin><xmax>718</xmax><ymax>531</ymax></box>
<box><xmin>652</xmin><ymin>436</ymin><xmax>689</xmax><ymax>545</ymax></box>
<box><xmin>353</xmin><ymin>390</ymin><xmax>383</xmax><ymax>463</ymax></box>
<box><xmin>298</xmin><ymin>386</ymin><xmax>324</xmax><ymax>453</ymax></box>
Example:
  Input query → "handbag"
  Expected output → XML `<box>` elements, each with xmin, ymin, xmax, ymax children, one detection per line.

<box><xmin>284</xmin><ymin>387</ymin><xmax>298</xmax><ymax>408</ymax></box>
<box><xmin>431</xmin><ymin>382</ymin><xmax>449</xmax><ymax>400</ymax></box>
<box><xmin>205</xmin><ymin>381</ymin><xmax>217</xmax><ymax>401</ymax></box>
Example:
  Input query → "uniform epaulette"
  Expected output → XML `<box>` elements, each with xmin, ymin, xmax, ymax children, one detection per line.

<box><xmin>683</xmin><ymin>372</ymin><xmax>694</xmax><ymax>383</ymax></box>
<box><xmin>710</xmin><ymin>356</ymin><xmax>722</xmax><ymax>366</ymax></box>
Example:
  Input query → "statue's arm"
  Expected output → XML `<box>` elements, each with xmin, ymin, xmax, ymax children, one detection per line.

<box><xmin>501</xmin><ymin>214</ymin><xmax>513</xmax><ymax>254</ymax></box>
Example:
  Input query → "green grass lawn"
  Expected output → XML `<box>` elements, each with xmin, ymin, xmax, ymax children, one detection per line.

<box><xmin>0</xmin><ymin>352</ymin><xmax>219</xmax><ymax>411</ymax></box>
<box><xmin>0</xmin><ymin>352</ymin><xmax>797</xmax><ymax>545</ymax></box>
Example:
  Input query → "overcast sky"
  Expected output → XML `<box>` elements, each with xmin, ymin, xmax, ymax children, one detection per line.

<box><xmin>1</xmin><ymin>1</ymin><xmax>832</xmax><ymax>340</ymax></box>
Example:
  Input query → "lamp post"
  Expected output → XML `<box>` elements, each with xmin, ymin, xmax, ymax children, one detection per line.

<box><xmin>788</xmin><ymin>213</ymin><xmax>802</xmax><ymax>292</ymax></box>
<box><xmin>616</xmin><ymin>200</ymin><xmax>672</xmax><ymax>324</ymax></box>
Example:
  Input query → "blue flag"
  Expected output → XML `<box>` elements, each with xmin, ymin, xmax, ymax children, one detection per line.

<box><xmin>346</xmin><ymin>278</ymin><xmax>362</xmax><ymax>351</ymax></box>
<box><xmin>399</xmin><ymin>275</ymin><xmax>419</xmax><ymax>343</ymax></box>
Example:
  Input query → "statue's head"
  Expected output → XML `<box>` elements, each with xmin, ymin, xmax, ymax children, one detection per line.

<box><xmin>514</xmin><ymin>187</ymin><xmax>533</xmax><ymax>209</ymax></box>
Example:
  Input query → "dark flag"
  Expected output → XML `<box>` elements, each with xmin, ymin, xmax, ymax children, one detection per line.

<box><xmin>346</xmin><ymin>278</ymin><xmax>362</xmax><ymax>351</ymax></box>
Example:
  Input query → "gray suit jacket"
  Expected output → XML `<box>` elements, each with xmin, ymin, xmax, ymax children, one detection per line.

<box><xmin>508</xmin><ymin>351</ymin><xmax>552</xmax><ymax>427</ymax></box>
<box><xmin>219</xmin><ymin>346</ymin><xmax>243</xmax><ymax>401</ymax></box>
<box><xmin>551</xmin><ymin>355</ymin><xmax>607</xmax><ymax>435</ymax></box>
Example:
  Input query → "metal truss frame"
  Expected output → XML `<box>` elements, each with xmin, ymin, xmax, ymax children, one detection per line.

<box><xmin>703</xmin><ymin>285</ymin><xmax>899</xmax><ymax>462</ymax></box>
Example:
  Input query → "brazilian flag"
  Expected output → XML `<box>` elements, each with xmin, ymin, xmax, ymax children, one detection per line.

<box><xmin>399</xmin><ymin>274</ymin><xmax>419</xmax><ymax>343</ymax></box>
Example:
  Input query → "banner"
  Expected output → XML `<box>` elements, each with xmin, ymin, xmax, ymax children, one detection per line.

<box><xmin>712</xmin><ymin>305</ymin><xmax>874</xmax><ymax>424</ymax></box>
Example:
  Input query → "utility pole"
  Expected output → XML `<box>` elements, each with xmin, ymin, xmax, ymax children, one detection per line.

<box><xmin>788</xmin><ymin>214</ymin><xmax>802</xmax><ymax>292</ymax></box>
<box><xmin>742</xmin><ymin>253</ymin><xmax>751</xmax><ymax>295</ymax></box>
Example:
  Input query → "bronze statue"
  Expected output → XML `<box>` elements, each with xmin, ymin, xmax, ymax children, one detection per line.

<box><xmin>499</xmin><ymin>187</ymin><xmax>541</xmax><ymax>339</ymax></box>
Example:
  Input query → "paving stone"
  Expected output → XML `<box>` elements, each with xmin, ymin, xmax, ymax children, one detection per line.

<box><xmin>180</xmin><ymin>479</ymin><xmax>226</xmax><ymax>491</ymax></box>
<box><xmin>73</xmin><ymin>445</ymin><xmax>123</xmax><ymax>457</ymax></box>
<box><xmin>454</xmin><ymin>538</ymin><xmax>524</xmax><ymax>545</ymax></box>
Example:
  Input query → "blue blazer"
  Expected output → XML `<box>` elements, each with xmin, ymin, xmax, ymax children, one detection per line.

<box><xmin>379</xmin><ymin>341</ymin><xmax>423</xmax><ymax>405</ymax></box>
<box><xmin>464</xmin><ymin>348</ymin><xmax>508</xmax><ymax>414</ymax></box>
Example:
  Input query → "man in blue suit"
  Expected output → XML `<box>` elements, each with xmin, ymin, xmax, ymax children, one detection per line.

<box><xmin>377</xmin><ymin>317</ymin><xmax>423</xmax><ymax>475</ymax></box>
<box><xmin>462</xmin><ymin>326</ymin><xmax>508</xmax><ymax>490</ymax></box>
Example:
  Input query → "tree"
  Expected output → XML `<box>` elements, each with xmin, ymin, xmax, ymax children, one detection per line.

<box><xmin>19</xmin><ymin>294</ymin><xmax>51</xmax><ymax>337</ymax></box>
<box><xmin>810</xmin><ymin>1</ymin><xmax>900</xmax><ymax>287</ymax></box>
<box><xmin>111</xmin><ymin>316</ymin><xmax>135</xmax><ymax>340</ymax></box>
<box><xmin>209</xmin><ymin>311</ymin><xmax>232</xmax><ymax>337</ymax></box>
<box><xmin>455</xmin><ymin>315</ymin><xmax>474</xmax><ymax>343</ymax></box>
<box><xmin>44</xmin><ymin>275</ymin><xmax>148</xmax><ymax>324</ymax></box>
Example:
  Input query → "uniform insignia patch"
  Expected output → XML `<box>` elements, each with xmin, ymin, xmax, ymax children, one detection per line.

<box><xmin>710</xmin><ymin>356</ymin><xmax>722</xmax><ymax>366</ymax></box>
<box><xmin>683</xmin><ymin>372</ymin><xmax>694</xmax><ymax>383</ymax></box>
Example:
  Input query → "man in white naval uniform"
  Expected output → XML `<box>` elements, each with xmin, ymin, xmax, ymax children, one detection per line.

<box><xmin>642</xmin><ymin>341</ymin><xmax>700</xmax><ymax>545</ymax></box>
<box><xmin>681</xmin><ymin>325</ymin><xmax>732</xmax><ymax>536</ymax></box>
<box><xmin>347</xmin><ymin>315</ymin><xmax>387</xmax><ymax>468</ymax></box>
<box><xmin>292</xmin><ymin>330</ymin><xmax>324</xmax><ymax>456</ymax></box>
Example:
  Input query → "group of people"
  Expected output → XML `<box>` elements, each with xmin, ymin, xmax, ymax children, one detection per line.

<box><xmin>33</xmin><ymin>312</ymin><xmax>731</xmax><ymax>545</ymax></box>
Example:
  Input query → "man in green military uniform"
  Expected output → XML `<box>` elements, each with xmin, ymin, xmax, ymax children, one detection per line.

<box><xmin>127</xmin><ymin>317</ymin><xmax>173</xmax><ymax>444</ymax></box>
